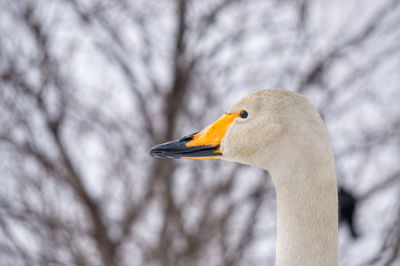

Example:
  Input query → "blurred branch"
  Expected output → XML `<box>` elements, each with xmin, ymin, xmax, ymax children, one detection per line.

<box><xmin>359</xmin><ymin>170</ymin><xmax>400</xmax><ymax>203</ymax></box>
<box><xmin>2</xmin><ymin>4</ymin><xmax>118</xmax><ymax>265</ymax></box>
<box><xmin>297</xmin><ymin>0</ymin><xmax>400</xmax><ymax>93</ymax></box>
<box><xmin>197</xmin><ymin>0</ymin><xmax>241</xmax><ymax>39</ymax></box>
<box><xmin>224</xmin><ymin>181</ymin><xmax>269</xmax><ymax>266</ymax></box>
<box><xmin>364</xmin><ymin>200</ymin><xmax>400</xmax><ymax>266</ymax></box>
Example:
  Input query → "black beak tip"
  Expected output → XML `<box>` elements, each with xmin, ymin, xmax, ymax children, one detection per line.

<box><xmin>149</xmin><ymin>145</ymin><xmax>158</xmax><ymax>155</ymax></box>
<box><xmin>149</xmin><ymin>147</ymin><xmax>159</xmax><ymax>157</ymax></box>
<box><xmin>149</xmin><ymin>145</ymin><xmax>172</xmax><ymax>159</ymax></box>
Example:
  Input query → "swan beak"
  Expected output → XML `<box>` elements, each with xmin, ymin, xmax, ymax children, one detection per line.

<box><xmin>150</xmin><ymin>113</ymin><xmax>239</xmax><ymax>159</ymax></box>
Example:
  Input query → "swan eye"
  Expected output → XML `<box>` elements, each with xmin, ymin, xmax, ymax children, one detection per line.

<box><xmin>239</xmin><ymin>110</ymin><xmax>248</xmax><ymax>119</ymax></box>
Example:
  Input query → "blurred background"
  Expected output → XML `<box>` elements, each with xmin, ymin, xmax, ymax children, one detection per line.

<box><xmin>1</xmin><ymin>0</ymin><xmax>400</xmax><ymax>265</ymax></box>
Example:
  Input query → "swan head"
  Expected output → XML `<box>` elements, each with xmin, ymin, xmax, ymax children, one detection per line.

<box><xmin>150</xmin><ymin>89</ymin><xmax>330</xmax><ymax>173</ymax></box>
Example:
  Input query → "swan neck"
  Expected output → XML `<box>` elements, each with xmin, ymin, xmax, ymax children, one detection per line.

<box><xmin>271</xmin><ymin>158</ymin><xmax>338</xmax><ymax>266</ymax></box>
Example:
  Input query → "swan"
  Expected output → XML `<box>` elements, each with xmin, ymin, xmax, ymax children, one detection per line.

<box><xmin>150</xmin><ymin>89</ymin><xmax>338</xmax><ymax>266</ymax></box>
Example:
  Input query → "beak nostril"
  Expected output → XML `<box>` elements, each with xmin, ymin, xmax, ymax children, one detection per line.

<box><xmin>179</xmin><ymin>132</ymin><xmax>198</xmax><ymax>143</ymax></box>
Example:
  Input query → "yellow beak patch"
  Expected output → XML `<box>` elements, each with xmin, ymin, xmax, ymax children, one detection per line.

<box><xmin>183</xmin><ymin>113</ymin><xmax>239</xmax><ymax>159</ymax></box>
